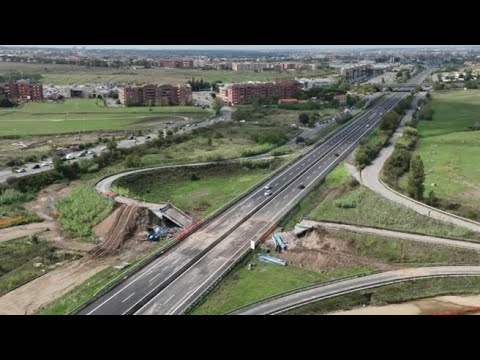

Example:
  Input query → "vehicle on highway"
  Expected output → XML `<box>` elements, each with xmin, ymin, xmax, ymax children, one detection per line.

<box><xmin>65</xmin><ymin>153</ymin><xmax>76</xmax><ymax>160</ymax></box>
<box><xmin>298</xmin><ymin>184</ymin><xmax>305</xmax><ymax>189</ymax></box>
<box><xmin>78</xmin><ymin>150</ymin><xmax>88</xmax><ymax>157</ymax></box>
<box><xmin>334</xmin><ymin>153</ymin><xmax>340</xmax><ymax>157</ymax></box>
<box><xmin>146</xmin><ymin>135</ymin><xmax>151</xmax><ymax>139</ymax></box>
<box><xmin>14</xmin><ymin>168</ymin><xmax>27</xmax><ymax>173</ymax></box>
<box><xmin>264</xmin><ymin>185</ymin><xmax>272</xmax><ymax>190</ymax></box>
<box><xmin>32</xmin><ymin>164</ymin><xmax>41</xmax><ymax>169</ymax></box>
<box><xmin>87</xmin><ymin>150</ymin><xmax>95</xmax><ymax>155</ymax></box>
<box><xmin>264</xmin><ymin>191</ymin><xmax>273</xmax><ymax>196</ymax></box>
<box><xmin>41</xmin><ymin>162</ymin><xmax>50</xmax><ymax>167</ymax></box>
<box><xmin>366</xmin><ymin>124</ymin><xmax>370</xmax><ymax>128</ymax></box>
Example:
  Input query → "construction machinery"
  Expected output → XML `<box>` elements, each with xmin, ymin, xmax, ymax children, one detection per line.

<box><xmin>146</xmin><ymin>226</ymin><xmax>168</xmax><ymax>241</ymax></box>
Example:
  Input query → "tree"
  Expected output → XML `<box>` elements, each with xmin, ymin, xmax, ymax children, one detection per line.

<box><xmin>295</xmin><ymin>136</ymin><xmax>305</xmax><ymax>144</ymax></box>
<box><xmin>298</xmin><ymin>113</ymin><xmax>310</xmax><ymax>126</ymax></box>
<box><xmin>407</xmin><ymin>154</ymin><xmax>425</xmax><ymax>200</ymax></box>
<box><xmin>106</xmin><ymin>137</ymin><xmax>118</xmax><ymax>152</ymax></box>
<box><xmin>211</xmin><ymin>93</ymin><xmax>216</xmax><ymax>99</ymax></box>
<box><xmin>212</xmin><ymin>98</ymin><xmax>224</xmax><ymax>116</ymax></box>
<box><xmin>0</xmin><ymin>98</ymin><xmax>16</xmax><ymax>108</ymax></box>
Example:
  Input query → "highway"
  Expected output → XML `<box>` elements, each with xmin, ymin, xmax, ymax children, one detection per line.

<box><xmin>77</xmin><ymin>72</ymin><xmax>429</xmax><ymax>315</ymax></box>
<box><xmin>228</xmin><ymin>266</ymin><xmax>480</xmax><ymax>315</ymax></box>
<box><xmin>79</xmin><ymin>90</ymin><xmax>408</xmax><ymax>314</ymax></box>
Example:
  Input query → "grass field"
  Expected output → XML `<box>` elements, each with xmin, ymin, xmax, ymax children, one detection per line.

<box><xmin>0</xmin><ymin>237</ymin><xmax>80</xmax><ymax>297</ymax></box>
<box><xmin>189</xmin><ymin>248</ymin><xmax>372</xmax><ymax>315</ymax></box>
<box><xmin>410</xmin><ymin>90</ymin><xmax>480</xmax><ymax>208</ymax></box>
<box><xmin>284</xmin><ymin>276</ymin><xmax>480</xmax><ymax>315</ymax></box>
<box><xmin>113</xmin><ymin>160</ymin><xmax>285</xmax><ymax>217</ymax></box>
<box><xmin>0</xmin><ymin>99</ymin><xmax>212</xmax><ymax>136</ymax></box>
<box><xmin>0</xmin><ymin>62</ymin><xmax>336</xmax><ymax>85</ymax></box>
<box><xmin>333</xmin><ymin>230</ymin><xmax>480</xmax><ymax>265</ymax></box>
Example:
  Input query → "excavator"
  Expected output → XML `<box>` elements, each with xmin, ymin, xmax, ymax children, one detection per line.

<box><xmin>146</xmin><ymin>226</ymin><xmax>168</xmax><ymax>241</ymax></box>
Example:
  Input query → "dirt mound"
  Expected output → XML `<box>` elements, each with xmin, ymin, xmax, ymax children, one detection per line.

<box><xmin>90</xmin><ymin>204</ymin><xmax>155</xmax><ymax>258</ymax></box>
<box><xmin>267</xmin><ymin>229</ymin><xmax>394</xmax><ymax>273</ymax></box>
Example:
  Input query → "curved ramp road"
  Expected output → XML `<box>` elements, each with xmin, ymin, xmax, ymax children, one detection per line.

<box><xmin>229</xmin><ymin>266</ymin><xmax>480</xmax><ymax>315</ymax></box>
<box><xmin>78</xmin><ymin>92</ymin><xmax>406</xmax><ymax>315</ymax></box>
<box><xmin>80</xmin><ymin>72</ymin><xmax>428</xmax><ymax>315</ymax></box>
<box><xmin>299</xmin><ymin>220</ymin><xmax>480</xmax><ymax>251</ymax></box>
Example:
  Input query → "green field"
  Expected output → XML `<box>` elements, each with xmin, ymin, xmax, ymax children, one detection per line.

<box><xmin>411</xmin><ymin>90</ymin><xmax>480</xmax><ymax>208</ymax></box>
<box><xmin>0</xmin><ymin>237</ymin><xmax>80</xmax><ymax>297</ymax></box>
<box><xmin>0</xmin><ymin>62</ymin><xmax>336</xmax><ymax>85</ymax></box>
<box><xmin>0</xmin><ymin>99</ymin><xmax>211</xmax><ymax>135</ymax></box>
<box><xmin>112</xmin><ymin>160</ymin><xmax>285</xmax><ymax>217</ymax></box>
<box><xmin>189</xmin><ymin>249</ymin><xmax>371</xmax><ymax>315</ymax></box>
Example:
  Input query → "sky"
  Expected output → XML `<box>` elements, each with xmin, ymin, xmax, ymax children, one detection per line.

<box><xmin>5</xmin><ymin>45</ymin><xmax>472</xmax><ymax>50</ymax></box>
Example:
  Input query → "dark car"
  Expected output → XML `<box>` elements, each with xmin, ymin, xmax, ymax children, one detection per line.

<box><xmin>334</xmin><ymin>153</ymin><xmax>340</xmax><ymax>157</ymax></box>
<box><xmin>298</xmin><ymin>184</ymin><xmax>305</xmax><ymax>189</ymax></box>
<box><xmin>32</xmin><ymin>164</ymin><xmax>41</xmax><ymax>169</ymax></box>
<box><xmin>146</xmin><ymin>135</ymin><xmax>151</xmax><ymax>139</ymax></box>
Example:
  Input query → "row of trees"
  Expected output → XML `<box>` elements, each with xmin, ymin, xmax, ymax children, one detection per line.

<box><xmin>187</xmin><ymin>78</ymin><xmax>223</xmax><ymax>92</ymax></box>
<box><xmin>0</xmin><ymin>72</ymin><xmax>43</xmax><ymax>82</ymax></box>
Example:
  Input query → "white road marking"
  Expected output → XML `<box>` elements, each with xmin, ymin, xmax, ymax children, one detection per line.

<box><xmin>122</xmin><ymin>292</ymin><xmax>135</xmax><ymax>303</ymax></box>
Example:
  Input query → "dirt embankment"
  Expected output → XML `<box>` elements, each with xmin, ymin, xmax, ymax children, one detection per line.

<box><xmin>91</xmin><ymin>203</ymin><xmax>160</xmax><ymax>258</ymax></box>
<box><xmin>267</xmin><ymin>228</ymin><xmax>394</xmax><ymax>272</ymax></box>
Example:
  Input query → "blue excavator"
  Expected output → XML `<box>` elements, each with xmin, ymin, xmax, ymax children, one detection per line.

<box><xmin>146</xmin><ymin>226</ymin><xmax>168</xmax><ymax>241</ymax></box>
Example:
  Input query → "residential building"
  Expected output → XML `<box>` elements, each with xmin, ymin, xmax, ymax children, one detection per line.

<box><xmin>219</xmin><ymin>80</ymin><xmax>302</xmax><ymax>105</ymax></box>
<box><xmin>3</xmin><ymin>80</ymin><xmax>43</xmax><ymax>101</ymax></box>
<box><xmin>231</xmin><ymin>62</ymin><xmax>268</xmax><ymax>72</ymax></box>
<box><xmin>118</xmin><ymin>84</ymin><xmax>192</xmax><ymax>106</ymax></box>
<box><xmin>296</xmin><ymin>77</ymin><xmax>336</xmax><ymax>90</ymax></box>
<box><xmin>334</xmin><ymin>94</ymin><xmax>347</xmax><ymax>106</ymax></box>
<box><xmin>340</xmin><ymin>64</ymin><xmax>373</xmax><ymax>83</ymax></box>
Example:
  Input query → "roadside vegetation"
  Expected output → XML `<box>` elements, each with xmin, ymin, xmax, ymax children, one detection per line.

<box><xmin>113</xmin><ymin>159</ymin><xmax>284</xmax><ymax>217</ymax></box>
<box><xmin>385</xmin><ymin>90</ymin><xmax>480</xmax><ymax>220</ymax></box>
<box><xmin>332</xmin><ymin>230</ymin><xmax>480</xmax><ymax>265</ymax></box>
<box><xmin>189</xmin><ymin>248</ymin><xmax>372</xmax><ymax>315</ymax></box>
<box><xmin>283</xmin><ymin>276</ymin><xmax>480</xmax><ymax>315</ymax></box>
<box><xmin>0</xmin><ymin>188</ymin><xmax>42</xmax><ymax>229</ymax></box>
<box><xmin>0</xmin><ymin>236</ymin><xmax>80</xmax><ymax>297</ymax></box>
<box><xmin>282</xmin><ymin>164</ymin><xmax>479</xmax><ymax>239</ymax></box>
<box><xmin>55</xmin><ymin>185</ymin><xmax>114</xmax><ymax>240</ymax></box>
<box><xmin>354</xmin><ymin>95</ymin><xmax>413</xmax><ymax>169</ymax></box>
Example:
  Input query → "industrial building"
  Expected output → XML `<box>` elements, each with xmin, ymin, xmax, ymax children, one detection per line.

<box><xmin>340</xmin><ymin>64</ymin><xmax>373</xmax><ymax>83</ymax></box>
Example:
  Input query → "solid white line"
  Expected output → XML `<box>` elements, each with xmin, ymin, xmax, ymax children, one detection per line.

<box><xmin>122</xmin><ymin>293</ymin><xmax>135</xmax><ymax>303</ymax></box>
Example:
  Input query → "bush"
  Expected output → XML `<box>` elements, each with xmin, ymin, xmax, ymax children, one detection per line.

<box><xmin>190</xmin><ymin>174</ymin><xmax>200</xmax><ymax>181</ymax></box>
<box><xmin>0</xmin><ymin>188</ymin><xmax>33</xmax><ymax>205</ymax></box>
<box><xmin>7</xmin><ymin>170</ymin><xmax>64</xmax><ymax>193</ymax></box>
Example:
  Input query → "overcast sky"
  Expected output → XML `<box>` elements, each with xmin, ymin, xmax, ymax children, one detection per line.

<box><xmin>5</xmin><ymin>45</ymin><xmax>471</xmax><ymax>50</ymax></box>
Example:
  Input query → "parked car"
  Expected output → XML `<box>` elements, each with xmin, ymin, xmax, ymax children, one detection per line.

<box><xmin>32</xmin><ymin>164</ymin><xmax>41</xmax><ymax>169</ymax></box>
<box><xmin>87</xmin><ymin>150</ymin><xmax>95</xmax><ymax>155</ymax></box>
<box><xmin>15</xmin><ymin>168</ymin><xmax>27</xmax><ymax>173</ymax></box>
<box><xmin>41</xmin><ymin>162</ymin><xmax>50</xmax><ymax>167</ymax></box>
<box><xmin>78</xmin><ymin>150</ymin><xmax>88</xmax><ymax>157</ymax></box>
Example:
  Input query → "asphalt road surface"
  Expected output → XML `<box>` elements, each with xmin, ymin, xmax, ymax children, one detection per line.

<box><xmin>229</xmin><ymin>266</ymin><xmax>480</xmax><ymax>315</ymax></box>
<box><xmin>79</xmin><ymin>91</ymin><xmax>408</xmax><ymax>315</ymax></box>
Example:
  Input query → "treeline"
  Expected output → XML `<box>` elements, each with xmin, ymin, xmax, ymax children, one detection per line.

<box><xmin>0</xmin><ymin>72</ymin><xmax>43</xmax><ymax>82</ymax></box>
<box><xmin>187</xmin><ymin>78</ymin><xmax>222</xmax><ymax>92</ymax></box>
<box><xmin>355</xmin><ymin>95</ymin><xmax>413</xmax><ymax>169</ymax></box>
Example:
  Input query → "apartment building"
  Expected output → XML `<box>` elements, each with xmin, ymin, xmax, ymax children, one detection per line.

<box><xmin>118</xmin><ymin>84</ymin><xmax>192</xmax><ymax>106</ymax></box>
<box><xmin>2</xmin><ymin>80</ymin><xmax>44</xmax><ymax>101</ymax></box>
<box><xmin>340</xmin><ymin>64</ymin><xmax>373</xmax><ymax>83</ymax></box>
<box><xmin>219</xmin><ymin>80</ymin><xmax>302</xmax><ymax>105</ymax></box>
<box><xmin>231</xmin><ymin>62</ymin><xmax>268</xmax><ymax>72</ymax></box>
<box><xmin>158</xmin><ymin>59</ymin><xmax>194</xmax><ymax>68</ymax></box>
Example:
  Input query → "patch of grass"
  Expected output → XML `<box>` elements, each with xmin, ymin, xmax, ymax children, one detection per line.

<box><xmin>189</xmin><ymin>248</ymin><xmax>372</xmax><ymax>315</ymax></box>
<box><xmin>333</xmin><ymin>230</ymin><xmax>480</xmax><ymax>264</ymax></box>
<box><xmin>55</xmin><ymin>184</ymin><xmax>114</xmax><ymax>240</ymax></box>
<box><xmin>0</xmin><ymin>98</ymin><xmax>211</xmax><ymax>136</ymax></box>
<box><xmin>0</xmin><ymin>203</ymin><xmax>43</xmax><ymax>229</ymax></box>
<box><xmin>310</xmin><ymin>185</ymin><xmax>477</xmax><ymax>239</ymax></box>
<box><xmin>0</xmin><ymin>237</ymin><xmax>80</xmax><ymax>297</ymax></box>
<box><xmin>113</xmin><ymin>160</ymin><xmax>284</xmax><ymax>218</ymax></box>
<box><xmin>285</xmin><ymin>276</ymin><xmax>480</xmax><ymax>314</ymax></box>
<box><xmin>279</xmin><ymin>163</ymin><xmax>348</xmax><ymax>228</ymax></box>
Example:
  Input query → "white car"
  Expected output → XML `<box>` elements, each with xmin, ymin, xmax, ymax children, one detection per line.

<box><xmin>41</xmin><ymin>162</ymin><xmax>50</xmax><ymax>167</ymax></box>
<box><xmin>264</xmin><ymin>191</ymin><xmax>272</xmax><ymax>196</ymax></box>
<box><xmin>15</xmin><ymin>168</ymin><xmax>27</xmax><ymax>173</ymax></box>
<box><xmin>264</xmin><ymin>185</ymin><xmax>272</xmax><ymax>190</ymax></box>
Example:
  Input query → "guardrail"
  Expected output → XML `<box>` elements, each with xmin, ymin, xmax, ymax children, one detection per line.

<box><xmin>225</xmin><ymin>270</ymin><xmax>381</xmax><ymax>315</ymax></box>
<box><xmin>378</xmin><ymin>176</ymin><xmax>480</xmax><ymax>229</ymax></box>
<box><xmin>267</xmin><ymin>273</ymin><xmax>480</xmax><ymax>315</ymax></box>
